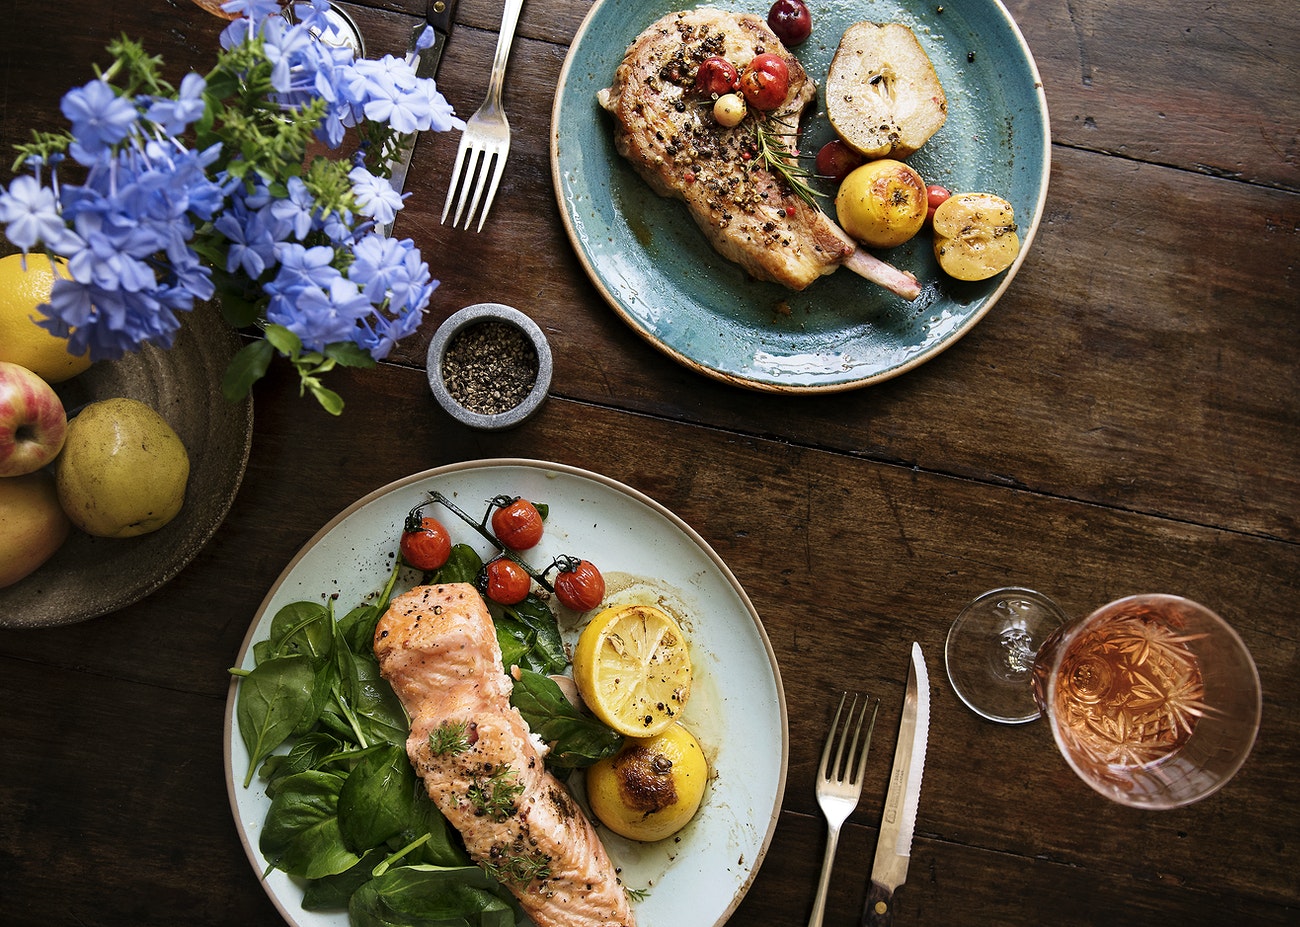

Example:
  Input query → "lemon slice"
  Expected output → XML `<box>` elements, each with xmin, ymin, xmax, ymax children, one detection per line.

<box><xmin>573</xmin><ymin>604</ymin><xmax>692</xmax><ymax>737</ymax></box>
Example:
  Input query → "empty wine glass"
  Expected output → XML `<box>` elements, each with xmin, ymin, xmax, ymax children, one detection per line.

<box><xmin>946</xmin><ymin>588</ymin><xmax>1262</xmax><ymax>809</ymax></box>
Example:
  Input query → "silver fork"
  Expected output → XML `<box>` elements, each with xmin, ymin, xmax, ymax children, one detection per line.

<box><xmin>808</xmin><ymin>692</ymin><xmax>880</xmax><ymax>927</ymax></box>
<box><xmin>441</xmin><ymin>0</ymin><xmax>525</xmax><ymax>231</ymax></box>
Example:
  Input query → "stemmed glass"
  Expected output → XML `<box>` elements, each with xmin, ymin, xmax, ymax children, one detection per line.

<box><xmin>945</xmin><ymin>588</ymin><xmax>1262</xmax><ymax>809</ymax></box>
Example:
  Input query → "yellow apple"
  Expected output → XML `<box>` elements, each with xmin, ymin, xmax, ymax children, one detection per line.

<box><xmin>932</xmin><ymin>192</ymin><xmax>1022</xmax><ymax>281</ymax></box>
<box><xmin>836</xmin><ymin>159</ymin><xmax>928</xmax><ymax>248</ymax></box>
<box><xmin>0</xmin><ymin>470</ymin><xmax>71</xmax><ymax>588</ymax></box>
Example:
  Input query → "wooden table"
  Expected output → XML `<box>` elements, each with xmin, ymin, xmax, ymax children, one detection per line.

<box><xmin>1</xmin><ymin>1</ymin><xmax>1296</xmax><ymax>924</ymax></box>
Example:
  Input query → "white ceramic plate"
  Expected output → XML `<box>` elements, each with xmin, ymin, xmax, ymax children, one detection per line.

<box><xmin>224</xmin><ymin>459</ymin><xmax>788</xmax><ymax>927</ymax></box>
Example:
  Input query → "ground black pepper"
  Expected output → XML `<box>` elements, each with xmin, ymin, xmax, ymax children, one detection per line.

<box><xmin>441</xmin><ymin>321</ymin><xmax>539</xmax><ymax>415</ymax></box>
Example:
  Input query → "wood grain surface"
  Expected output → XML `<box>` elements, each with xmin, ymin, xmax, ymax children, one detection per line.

<box><xmin>0</xmin><ymin>1</ymin><xmax>1296</xmax><ymax>926</ymax></box>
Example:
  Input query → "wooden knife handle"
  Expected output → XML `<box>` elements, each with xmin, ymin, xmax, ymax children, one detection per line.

<box><xmin>862</xmin><ymin>880</ymin><xmax>895</xmax><ymax>927</ymax></box>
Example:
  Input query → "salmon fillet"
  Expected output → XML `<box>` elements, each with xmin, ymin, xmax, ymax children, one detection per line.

<box><xmin>374</xmin><ymin>583</ymin><xmax>636</xmax><ymax>927</ymax></box>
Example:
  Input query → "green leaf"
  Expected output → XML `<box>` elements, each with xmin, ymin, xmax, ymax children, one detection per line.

<box><xmin>338</xmin><ymin>743</ymin><xmax>415</xmax><ymax>851</ymax></box>
<box><xmin>349</xmin><ymin>865</ymin><xmax>518</xmax><ymax>927</ymax></box>
<box><xmin>510</xmin><ymin>669</ymin><xmax>623</xmax><ymax>769</ymax></box>
<box><xmin>496</xmin><ymin>596</ymin><xmax>567</xmax><ymax>676</ymax></box>
<box><xmin>222</xmin><ymin>338</ymin><xmax>275</xmax><ymax>402</ymax></box>
<box><xmin>325</xmin><ymin>340</ymin><xmax>378</xmax><ymax>369</ymax></box>
<box><xmin>430</xmin><ymin>544</ymin><xmax>483</xmax><ymax>585</ymax></box>
<box><xmin>309</xmin><ymin>381</ymin><xmax>346</xmax><ymax>416</ymax></box>
<box><xmin>260</xmin><ymin>770</ymin><xmax>362</xmax><ymax>880</ymax></box>
<box><xmin>236</xmin><ymin>655</ymin><xmax>316</xmax><ymax>788</ymax></box>
<box><xmin>265</xmin><ymin>323</ymin><xmax>304</xmax><ymax>358</ymax></box>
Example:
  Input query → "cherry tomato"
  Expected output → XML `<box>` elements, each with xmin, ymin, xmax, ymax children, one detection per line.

<box><xmin>491</xmin><ymin>497</ymin><xmax>544</xmax><ymax>551</ymax></box>
<box><xmin>554</xmin><ymin>559</ymin><xmax>605</xmax><ymax>612</ymax></box>
<box><xmin>694</xmin><ymin>56</ymin><xmax>739</xmax><ymax>97</ymax></box>
<box><xmin>739</xmin><ymin>53</ymin><xmax>790</xmax><ymax>112</ymax></box>
<box><xmin>925</xmin><ymin>184</ymin><xmax>952</xmax><ymax>224</ymax></box>
<box><xmin>815</xmin><ymin>140</ymin><xmax>863</xmax><ymax>184</ymax></box>
<box><xmin>400</xmin><ymin>515</ymin><xmax>452</xmax><ymax>571</ymax></box>
<box><xmin>767</xmin><ymin>0</ymin><xmax>812</xmax><ymax>47</ymax></box>
<box><xmin>484</xmin><ymin>558</ymin><xmax>531</xmax><ymax>605</ymax></box>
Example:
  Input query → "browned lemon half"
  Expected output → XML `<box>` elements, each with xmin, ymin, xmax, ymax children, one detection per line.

<box><xmin>572</xmin><ymin>603</ymin><xmax>692</xmax><ymax>738</ymax></box>
<box><xmin>586</xmin><ymin>723</ymin><xmax>708</xmax><ymax>842</ymax></box>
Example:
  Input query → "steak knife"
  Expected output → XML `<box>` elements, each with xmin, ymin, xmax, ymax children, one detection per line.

<box><xmin>863</xmin><ymin>642</ymin><xmax>930</xmax><ymax>926</ymax></box>
<box><xmin>381</xmin><ymin>0</ymin><xmax>459</xmax><ymax>229</ymax></box>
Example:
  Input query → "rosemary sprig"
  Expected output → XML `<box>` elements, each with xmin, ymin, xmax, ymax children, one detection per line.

<box><xmin>747</xmin><ymin>113</ymin><xmax>823</xmax><ymax>207</ymax></box>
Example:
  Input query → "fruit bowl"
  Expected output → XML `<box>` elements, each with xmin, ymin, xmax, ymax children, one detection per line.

<box><xmin>0</xmin><ymin>300</ymin><xmax>253</xmax><ymax>629</ymax></box>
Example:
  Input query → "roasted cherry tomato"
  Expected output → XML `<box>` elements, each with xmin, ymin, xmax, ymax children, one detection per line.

<box><xmin>400</xmin><ymin>513</ymin><xmax>452</xmax><ymax>571</ymax></box>
<box><xmin>925</xmin><ymin>184</ymin><xmax>952</xmax><ymax>224</ymax></box>
<box><xmin>484</xmin><ymin>558</ymin><xmax>531</xmax><ymax>605</ymax></box>
<box><xmin>491</xmin><ymin>497</ymin><xmax>544</xmax><ymax>551</ymax></box>
<box><xmin>554</xmin><ymin>559</ymin><xmax>606</xmax><ymax>612</ymax></box>
<box><xmin>767</xmin><ymin>0</ymin><xmax>812</xmax><ymax>47</ymax></box>
<box><xmin>815</xmin><ymin>140</ymin><xmax>864</xmax><ymax>184</ymax></box>
<box><xmin>694</xmin><ymin>55</ymin><xmax>739</xmax><ymax>97</ymax></box>
<box><xmin>739</xmin><ymin>53</ymin><xmax>790</xmax><ymax>111</ymax></box>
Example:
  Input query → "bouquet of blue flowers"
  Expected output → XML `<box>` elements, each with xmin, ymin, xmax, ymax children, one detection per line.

<box><xmin>0</xmin><ymin>0</ymin><xmax>461</xmax><ymax>413</ymax></box>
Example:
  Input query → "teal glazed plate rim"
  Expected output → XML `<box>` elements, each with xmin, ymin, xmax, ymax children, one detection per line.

<box><xmin>551</xmin><ymin>0</ymin><xmax>1051</xmax><ymax>393</ymax></box>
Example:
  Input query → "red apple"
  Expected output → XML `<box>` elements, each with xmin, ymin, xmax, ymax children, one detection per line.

<box><xmin>0</xmin><ymin>360</ymin><xmax>68</xmax><ymax>476</ymax></box>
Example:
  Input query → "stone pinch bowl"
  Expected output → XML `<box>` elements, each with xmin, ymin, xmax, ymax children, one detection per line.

<box><xmin>426</xmin><ymin>303</ymin><xmax>553</xmax><ymax>430</ymax></box>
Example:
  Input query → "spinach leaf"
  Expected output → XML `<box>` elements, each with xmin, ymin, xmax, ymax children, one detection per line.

<box><xmin>510</xmin><ymin>669</ymin><xmax>623</xmax><ymax>769</ymax></box>
<box><xmin>338</xmin><ymin>743</ymin><xmax>416</xmax><ymax>851</ymax></box>
<box><xmin>260</xmin><ymin>770</ymin><xmax>361</xmax><ymax>880</ymax></box>
<box><xmin>301</xmin><ymin>848</ymin><xmax>389</xmax><ymax>911</ymax></box>
<box><xmin>349</xmin><ymin>865</ymin><xmax>518</xmax><ymax>927</ymax></box>
<box><xmin>431</xmin><ymin>543</ymin><xmax>483</xmax><ymax>585</ymax></box>
<box><xmin>495</xmin><ymin>596</ymin><xmax>566</xmax><ymax>675</ymax></box>
<box><xmin>236</xmin><ymin>654</ymin><xmax>315</xmax><ymax>787</ymax></box>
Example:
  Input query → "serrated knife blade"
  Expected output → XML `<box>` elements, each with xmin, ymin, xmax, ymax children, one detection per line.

<box><xmin>863</xmin><ymin>642</ymin><xmax>930</xmax><ymax>926</ymax></box>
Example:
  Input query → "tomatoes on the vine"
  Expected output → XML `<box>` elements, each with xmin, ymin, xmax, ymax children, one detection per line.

<box><xmin>554</xmin><ymin>559</ymin><xmax>606</xmax><ymax>612</ymax></box>
<box><xmin>491</xmin><ymin>497</ymin><xmax>544</xmax><ymax>551</ymax></box>
<box><xmin>400</xmin><ymin>514</ymin><xmax>452</xmax><ymax>571</ymax></box>
<box><xmin>484</xmin><ymin>558</ymin><xmax>531</xmax><ymax>605</ymax></box>
<box><xmin>739</xmin><ymin>53</ymin><xmax>790</xmax><ymax>111</ymax></box>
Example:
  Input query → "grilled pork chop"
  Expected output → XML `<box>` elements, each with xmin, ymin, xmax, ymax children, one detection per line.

<box><xmin>598</xmin><ymin>9</ymin><xmax>920</xmax><ymax>299</ymax></box>
<box><xmin>375</xmin><ymin>583</ymin><xmax>635</xmax><ymax>927</ymax></box>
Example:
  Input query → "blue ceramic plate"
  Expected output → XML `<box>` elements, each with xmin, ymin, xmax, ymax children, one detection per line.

<box><xmin>551</xmin><ymin>0</ymin><xmax>1050</xmax><ymax>392</ymax></box>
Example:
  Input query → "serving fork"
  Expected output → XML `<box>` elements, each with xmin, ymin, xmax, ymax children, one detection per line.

<box><xmin>809</xmin><ymin>692</ymin><xmax>880</xmax><ymax>927</ymax></box>
<box><xmin>441</xmin><ymin>0</ymin><xmax>525</xmax><ymax>231</ymax></box>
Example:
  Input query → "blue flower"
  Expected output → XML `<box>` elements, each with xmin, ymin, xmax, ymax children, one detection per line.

<box><xmin>61</xmin><ymin>79</ymin><xmax>139</xmax><ymax>164</ymax></box>
<box><xmin>145</xmin><ymin>73</ymin><xmax>208</xmax><ymax>135</ymax></box>
<box><xmin>267</xmin><ymin>176</ymin><xmax>316</xmax><ymax>240</ymax></box>
<box><xmin>348</xmin><ymin>165</ymin><xmax>404</xmax><ymax>225</ymax></box>
<box><xmin>0</xmin><ymin>175</ymin><xmax>72</xmax><ymax>252</ymax></box>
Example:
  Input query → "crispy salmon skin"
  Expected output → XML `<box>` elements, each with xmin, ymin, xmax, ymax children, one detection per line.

<box><xmin>374</xmin><ymin>583</ymin><xmax>636</xmax><ymax>927</ymax></box>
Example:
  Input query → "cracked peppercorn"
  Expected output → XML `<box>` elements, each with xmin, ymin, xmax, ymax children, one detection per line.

<box><xmin>441</xmin><ymin>321</ymin><xmax>539</xmax><ymax>416</ymax></box>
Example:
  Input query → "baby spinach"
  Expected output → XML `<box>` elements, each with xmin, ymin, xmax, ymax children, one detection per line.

<box><xmin>260</xmin><ymin>770</ymin><xmax>361</xmax><ymax>880</ymax></box>
<box><xmin>510</xmin><ymin>669</ymin><xmax>623</xmax><ymax>770</ymax></box>
<box><xmin>349</xmin><ymin>865</ymin><xmax>519</xmax><ymax>927</ymax></box>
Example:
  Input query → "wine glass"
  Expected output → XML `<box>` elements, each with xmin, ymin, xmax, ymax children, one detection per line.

<box><xmin>946</xmin><ymin>589</ymin><xmax>1262</xmax><ymax>809</ymax></box>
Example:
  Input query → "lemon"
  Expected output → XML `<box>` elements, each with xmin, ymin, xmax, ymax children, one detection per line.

<box><xmin>586</xmin><ymin>723</ymin><xmax>708</xmax><ymax>842</ymax></box>
<box><xmin>55</xmin><ymin>397</ymin><xmax>190</xmax><ymax>538</ymax></box>
<box><xmin>0</xmin><ymin>254</ymin><xmax>91</xmax><ymax>383</ymax></box>
<box><xmin>573</xmin><ymin>603</ymin><xmax>692</xmax><ymax>738</ymax></box>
